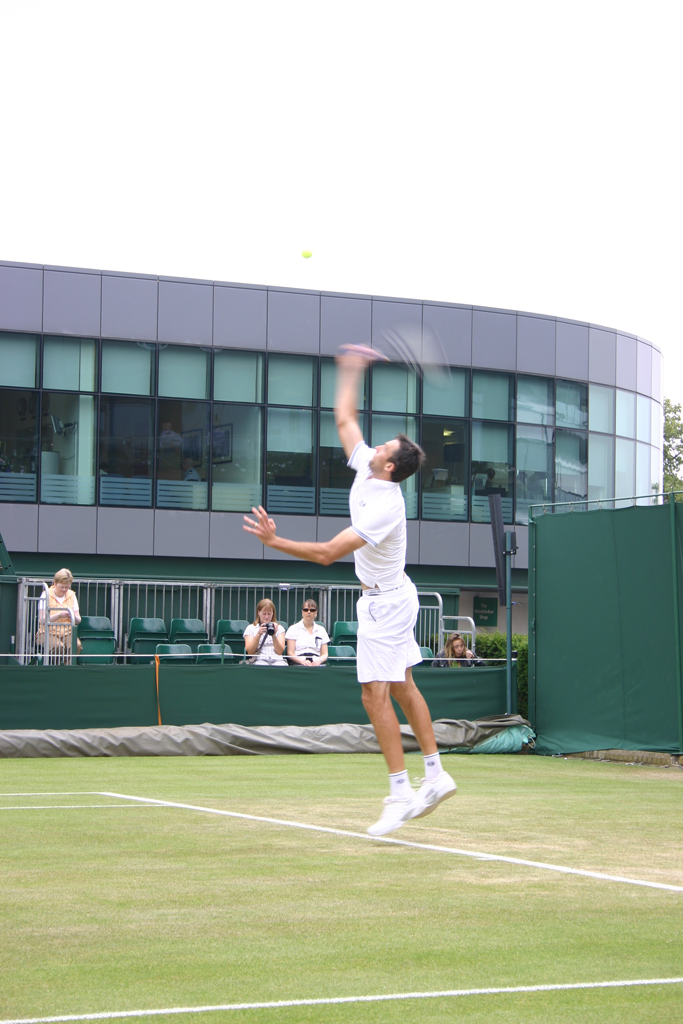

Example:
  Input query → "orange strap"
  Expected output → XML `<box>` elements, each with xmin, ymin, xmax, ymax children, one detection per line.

<box><xmin>154</xmin><ymin>655</ymin><xmax>162</xmax><ymax>725</ymax></box>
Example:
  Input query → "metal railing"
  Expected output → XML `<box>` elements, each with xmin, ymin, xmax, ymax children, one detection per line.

<box><xmin>15</xmin><ymin>583</ymin><xmax>78</xmax><ymax>665</ymax></box>
<box><xmin>529</xmin><ymin>490</ymin><xmax>675</xmax><ymax>518</ymax></box>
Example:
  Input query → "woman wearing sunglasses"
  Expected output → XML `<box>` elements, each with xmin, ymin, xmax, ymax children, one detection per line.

<box><xmin>285</xmin><ymin>601</ymin><xmax>330</xmax><ymax>667</ymax></box>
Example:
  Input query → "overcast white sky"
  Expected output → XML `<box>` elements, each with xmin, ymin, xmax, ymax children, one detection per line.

<box><xmin>1</xmin><ymin>0</ymin><xmax>681</xmax><ymax>405</ymax></box>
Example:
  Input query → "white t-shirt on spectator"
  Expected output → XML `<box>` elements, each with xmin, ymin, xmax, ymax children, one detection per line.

<box><xmin>348</xmin><ymin>441</ymin><xmax>406</xmax><ymax>590</ymax></box>
<box><xmin>285</xmin><ymin>619</ymin><xmax>330</xmax><ymax>657</ymax></box>
<box><xmin>243</xmin><ymin>622</ymin><xmax>287</xmax><ymax>664</ymax></box>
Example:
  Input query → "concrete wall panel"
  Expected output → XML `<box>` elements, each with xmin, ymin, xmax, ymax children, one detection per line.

<box><xmin>264</xmin><ymin>515</ymin><xmax>317</xmax><ymax>560</ymax></box>
<box><xmin>43</xmin><ymin>270</ymin><xmax>101</xmax><ymax>337</ymax></box>
<box><xmin>0</xmin><ymin>503</ymin><xmax>39</xmax><ymax>552</ymax></box>
<box><xmin>38</xmin><ymin>505</ymin><xmax>97</xmax><ymax>554</ymax></box>
<box><xmin>0</xmin><ymin>265</ymin><xmax>43</xmax><ymax>332</ymax></box>
<box><xmin>158</xmin><ymin>281</ymin><xmax>213</xmax><ymax>346</ymax></box>
<box><xmin>96</xmin><ymin>507</ymin><xmax>154</xmax><ymax>556</ymax></box>
<box><xmin>588</xmin><ymin>328</ymin><xmax>616</xmax><ymax>386</ymax></box>
<box><xmin>154</xmin><ymin>510</ymin><xmax>209</xmax><ymax>557</ymax></box>
<box><xmin>517</xmin><ymin>316</ymin><xmax>555</xmax><ymax>375</ymax></box>
<box><xmin>419</xmin><ymin>521</ymin><xmax>469</xmax><ymax>567</ymax></box>
<box><xmin>102</xmin><ymin>275</ymin><xmax>158</xmax><ymax>342</ymax></box>
<box><xmin>616</xmin><ymin>334</ymin><xmax>637</xmax><ymax>391</ymax></box>
<box><xmin>423</xmin><ymin>305</ymin><xmax>472</xmax><ymax>366</ymax></box>
<box><xmin>209</xmin><ymin>512</ymin><xmax>264</xmax><ymax>559</ymax></box>
<box><xmin>469</xmin><ymin>522</ymin><xmax>496</xmax><ymax>567</ymax></box>
<box><xmin>472</xmin><ymin>310</ymin><xmax>516</xmax><ymax>371</ymax></box>
<box><xmin>214</xmin><ymin>286</ymin><xmax>267</xmax><ymax>350</ymax></box>
<box><xmin>320</xmin><ymin>295</ymin><xmax>372</xmax><ymax>356</ymax></box>
<box><xmin>316</xmin><ymin>516</ymin><xmax>354</xmax><ymax>562</ymax></box>
<box><xmin>556</xmin><ymin>321</ymin><xmax>589</xmax><ymax>380</ymax></box>
<box><xmin>637</xmin><ymin>341</ymin><xmax>652</xmax><ymax>396</ymax></box>
<box><xmin>268</xmin><ymin>291</ymin><xmax>320</xmax><ymax>353</ymax></box>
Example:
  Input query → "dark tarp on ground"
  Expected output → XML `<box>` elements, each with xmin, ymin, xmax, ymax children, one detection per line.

<box><xmin>0</xmin><ymin>663</ymin><xmax>511</xmax><ymax>732</ymax></box>
<box><xmin>0</xmin><ymin>714</ymin><xmax>531</xmax><ymax>758</ymax></box>
<box><xmin>529</xmin><ymin>502</ymin><xmax>683</xmax><ymax>755</ymax></box>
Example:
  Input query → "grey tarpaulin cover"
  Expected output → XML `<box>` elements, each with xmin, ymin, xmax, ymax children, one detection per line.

<box><xmin>0</xmin><ymin>715</ymin><xmax>532</xmax><ymax>758</ymax></box>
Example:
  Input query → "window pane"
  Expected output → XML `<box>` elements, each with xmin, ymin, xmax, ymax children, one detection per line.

<box><xmin>588</xmin><ymin>384</ymin><xmax>615</xmax><ymax>434</ymax></box>
<box><xmin>556</xmin><ymin>380</ymin><xmax>588</xmax><ymax>428</ymax></box>
<box><xmin>516</xmin><ymin>425</ymin><xmax>554</xmax><ymax>523</ymax></box>
<box><xmin>41</xmin><ymin>394</ymin><xmax>95</xmax><ymax>505</ymax></box>
<box><xmin>555</xmin><ymin>428</ymin><xmax>587</xmax><ymax>504</ymax></box>
<box><xmin>371</xmin><ymin>363</ymin><xmax>417</xmax><ymax>413</ymax></box>
<box><xmin>158</xmin><ymin>346</ymin><xmax>209</xmax><ymax>400</ymax></box>
<box><xmin>267</xmin><ymin>408</ymin><xmax>315</xmax><ymax>514</ymax></box>
<box><xmin>99</xmin><ymin>398</ymin><xmax>153</xmax><ymax>507</ymax></box>
<box><xmin>636</xmin><ymin>442</ymin><xmax>651</xmax><ymax>505</ymax></box>
<box><xmin>471</xmin><ymin>421</ymin><xmax>514</xmax><ymax>523</ymax></box>
<box><xmin>102</xmin><ymin>340</ymin><xmax>154</xmax><ymax>396</ymax></box>
<box><xmin>615</xmin><ymin>437</ymin><xmax>635</xmax><ymax>506</ymax></box>
<box><xmin>370</xmin><ymin>414</ymin><xmax>419</xmax><ymax>519</ymax></box>
<box><xmin>212</xmin><ymin>404</ymin><xmax>262</xmax><ymax>512</ymax></box>
<box><xmin>157</xmin><ymin>401</ymin><xmax>210</xmax><ymax>509</ymax></box>
<box><xmin>651</xmin><ymin>401</ymin><xmax>662</xmax><ymax>450</ymax></box>
<box><xmin>472</xmin><ymin>371</ymin><xmax>512</xmax><ymax>421</ymax></box>
<box><xmin>615</xmin><ymin>390</ymin><xmax>636</xmax><ymax>438</ymax></box>
<box><xmin>588</xmin><ymin>433</ymin><xmax>614</xmax><ymax>503</ymax></box>
<box><xmin>0</xmin><ymin>389</ymin><xmax>38</xmax><ymax>502</ymax></box>
<box><xmin>651</xmin><ymin>446</ymin><xmax>663</xmax><ymax>495</ymax></box>
<box><xmin>517</xmin><ymin>376</ymin><xmax>553</xmax><ymax>425</ymax></box>
<box><xmin>268</xmin><ymin>354</ymin><xmax>315</xmax><ymax>407</ymax></box>
<box><xmin>636</xmin><ymin>394</ymin><xmax>651</xmax><ymax>443</ymax></box>
<box><xmin>320</xmin><ymin>357</ymin><xmax>368</xmax><ymax>409</ymax></box>
<box><xmin>214</xmin><ymin>350</ymin><xmax>263</xmax><ymax>403</ymax></box>
<box><xmin>421</xmin><ymin>418</ymin><xmax>468</xmax><ymax>521</ymax></box>
<box><xmin>0</xmin><ymin>332</ymin><xmax>37</xmax><ymax>389</ymax></box>
<box><xmin>43</xmin><ymin>336</ymin><xmax>96</xmax><ymax>392</ymax></box>
<box><xmin>319</xmin><ymin>410</ymin><xmax>369</xmax><ymax>515</ymax></box>
<box><xmin>422</xmin><ymin>367</ymin><xmax>468</xmax><ymax>417</ymax></box>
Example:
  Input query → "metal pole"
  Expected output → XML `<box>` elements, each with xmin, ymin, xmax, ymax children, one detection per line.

<box><xmin>669</xmin><ymin>493</ymin><xmax>683</xmax><ymax>754</ymax></box>
<box><xmin>505</xmin><ymin>532</ymin><xmax>513</xmax><ymax>715</ymax></box>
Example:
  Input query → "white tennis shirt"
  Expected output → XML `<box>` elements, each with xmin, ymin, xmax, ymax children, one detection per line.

<box><xmin>348</xmin><ymin>441</ymin><xmax>407</xmax><ymax>590</ymax></box>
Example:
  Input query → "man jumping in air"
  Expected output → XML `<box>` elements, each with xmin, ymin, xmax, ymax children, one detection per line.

<box><xmin>243</xmin><ymin>346</ymin><xmax>456</xmax><ymax>835</ymax></box>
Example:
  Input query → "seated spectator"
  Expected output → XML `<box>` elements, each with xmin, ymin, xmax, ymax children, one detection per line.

<box><xmin>432</xmin><ymin>633</ymin><xmax>484</xmax><ymax>668</ymax></box>
<box><xmin>285</xmin><ymin>600</ymin><xmax>329</xmax><ymax>666</ymax></box>
<box><xmin>37</xmin><ymin>568</ymin><xmax>82</xmax><ymax>654</ymax></box>
<box><xmin>244</xmin><ymin>599</ymin><xmax>288</xmax><ymax>666</ymax></box>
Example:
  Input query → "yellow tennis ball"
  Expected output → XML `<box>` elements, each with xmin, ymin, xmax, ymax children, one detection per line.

<box><xmin>301</xmin><ymin>250</ymin><xmax>312</xmax><ymax>258</ymax></box>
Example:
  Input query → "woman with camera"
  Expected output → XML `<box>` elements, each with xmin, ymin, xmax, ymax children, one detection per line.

<box><xmin>243</xmin><ymin>599</ymin><xmax>288</xmax><ymax>666</ymax></box>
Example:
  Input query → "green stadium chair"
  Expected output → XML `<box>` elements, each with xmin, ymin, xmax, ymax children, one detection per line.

<box><xmin>78</xmin><ymin>615</ymin><xmax>115</xmax><ymax>637</ymax></box>
<box><xmin>77</xmin><ymin>615</ymin><xmax>117</xmax><ymax>665</ymax></box>
<box><xmin>419</xmin><ymin>646</ymin><xmax>434</xmax><ymax>660</ymax></box>
<box><xmin>155</xmin><ymin>643</ymin><xmax>195</xmax><ymax>665</ymax></box>
<box><xmin>215</xmin><ymin>619</ymin><xmax>249</xmax><ymax>656</ymax></box>
<box><xmin>331</xmin><ymin>621</ymin><xmax>358</xmax><ymax>650</ymax></box>
<box><xmin>169</xmin><ymin>617</ymin><xmax>209</xmax><ymax>652</ymax></box>
<box><xmin>327</xmin><ymin>644</ymin><xmax>356</xmax><ymax>666</ymax></box>
<box><xmin>196</xmin><ymin>643</ymin><xmax>234</xmax><ymax>664</ymax></box>
<box><xmin>128</xmin><ymin>618</ymin><xmax>169</xmax><ymax>663</ymax></box>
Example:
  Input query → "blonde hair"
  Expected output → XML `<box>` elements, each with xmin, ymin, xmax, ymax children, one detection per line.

<box><xmin>253</xmin><ymin>598</ymin><xmax>278</xmax><ymax>626</ymax></box>
<box><xmin>53</xmin><ymin>568</ymin><xmax>74</xmax><ymax>586</ymax></box>
<box><xmin>444</xmin><ymin>632</ymin><xmax>467</xmax><ymax>664</ymax></box>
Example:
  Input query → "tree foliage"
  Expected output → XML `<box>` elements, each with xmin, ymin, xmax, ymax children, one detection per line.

<box><xmin>663</xmin><ymin>398</ymin><xmax>683</xmax><ymax>497</ymax></box>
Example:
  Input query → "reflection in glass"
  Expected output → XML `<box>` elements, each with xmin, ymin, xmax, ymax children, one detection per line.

<box><xmin>421</xmin><ymin>418</ymin><xmax>468</xmax><ymax>521</ymax></box>
<box><xmin>556</xmin><ymin>381</ymin><xmax>588</xmax><ymax>428</ymax></box>
<box><xmin>158</xmin><ymin>346</ymin><xmax>209</xmax><ymax>400</ymax></box>
<box><xmin>268</xmin><ymin>354</ymin><xmax>315</xmax><ymax>407</ymax></box>
<box><xmin>370</xmin><ymin>414</ymin><xmax>419</xmax><ymax>519</ymax></box>
<box><xmin>651</xmin><ymin>401</ymin><xmax>662</xmax><ymax>451</ymax></box>
<box><xmin>214</xmin><ymin>351</ymin><xmax>263</xmax><ymax>404</ymax></box>
<box><xmin>471</xmin><ymin>421</ymin><xmax>513</xmax><ymax>523</ymax></box>
<box><xmin>472</xmin><ymin>371</ymin><xmax>513</xmax><ymax>421</ymax></box>
<box><xmin>588</xmin><ymin>433</ymin><xmax>614</xmax><ymax>503</ymax></box>
<box><xmin>267</xmin><ymin>408</ymin><xmax>315</xmax><ymax>514</ymax></box>
<box><xmin>422</xmin><ymin>368</ymin><xmax>468</xmax><ymax>417</ymax></box>
<box><xmin>156</xmin><ymin>400</ymin><xmax>209</xmax><ymax>509</ymax></box>
<box><xmin>516</xmin><ymin>425</ymin><xmax>554</xmax><ymax>523</ymax></box>
<box><xmin>615</xmin><ymin>437</ymin><xmax>635</xmax><ymax>506</ymax></box>
<box><xmin>588</xmin><ymin>384</ymin><xmax>615</xmax><ymax>434</ymax></box>
<box><xmin>636</xmin><ymin>442</ymin><xmax>651</xmax><ymax>505</ymax></box>
<box><xmin>615</xmin><ymin>390</ymin><xmax>636</xmax><ymax>438</ymax></box>
<box><xmin>0</xmin><ymin>389</ymin><xmax>38</xmax><ymax>502</ymax></box>
<box><xmin>43</xmin><ymin>337</ymin><xmax>96</xmax><ymax>392</ymax></box>
<box><xmin>41</xmin><ymin>393</ymin><xmax>96</xmax><ymax>505</ymax></box>
<box><xmin>517</xmin><ymin>377</ymin><xmax>553</xmax><ymax>425</ymax></box>
<box><xmin>211</xmin><ymin>404</ymin><xmax>262</xmax><ymax>511</ymax></box>
<box><xmin>651</xmin><ymin>446</ymin><xmax>663</xmax><ymax>495</ymax></box>
<box><xmin>0</xmin><ymin>332</ymin><xmax>37</xmax><ymax>389</ymax></box>
<box><xmin>372</xmin><ymin>363</ymin><xmax>417</xmax><ymax>414</ymax></box>
<box><xmin>319</xmin><ymin>411</ymin><xmax>367</xmax><ymax>516</ymax></box>
<box><xmin>102</xmin><ymin>340</ymin><xmax>154</xmax><ymax>396</ymax></box>
<box><xmin>555</xmin><ymin>429</ymin><xmax>587</xmax><ymax>504</ymax></box>
<box><xmin>636</xmin><ymin>394</ymin><xmax>651</xmax><ymax>443</ymax></box>
<box><xmin>98</xmin><ymin>398</ymin><xmax>153</xmax><ymax>507</ymax></box>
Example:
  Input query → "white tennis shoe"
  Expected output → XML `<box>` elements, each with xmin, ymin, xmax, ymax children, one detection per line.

<box><xmin>367</xmin><ymin>793</ymin><xmax>421</xmax><ymax>837</ymax></box>
<box><xmin>413</xmin><ymin>771</ymin><xmax>457</xmax><ymax>818</ymax></box>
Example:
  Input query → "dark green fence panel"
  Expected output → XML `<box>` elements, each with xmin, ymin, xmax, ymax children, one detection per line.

<box><xmin>530</xmin><ymin>501</ymin><xmax>683</xmax><ymax>754</ymax></box>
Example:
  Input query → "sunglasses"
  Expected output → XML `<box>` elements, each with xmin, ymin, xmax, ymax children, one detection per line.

<box><xmin>302</xmin><ymin>606</ymin><xmax>317</xmax><ymax>612</ymax></box>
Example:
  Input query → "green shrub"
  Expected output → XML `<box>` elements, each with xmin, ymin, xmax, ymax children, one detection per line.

<box><xmin>472</xmin><ymin>631</ymin><xmax>529</xmax><ymax>720</ymax></box>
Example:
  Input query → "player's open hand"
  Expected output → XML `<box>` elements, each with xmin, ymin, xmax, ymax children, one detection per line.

<box><xmin>243</xmin><ymin>506</ymin><xmax>277</xmax><ymax>546</ymax></box>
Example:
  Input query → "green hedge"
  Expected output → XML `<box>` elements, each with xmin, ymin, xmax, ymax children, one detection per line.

<box><xmin>472</xmin><ymin>632</ymin><xmax>529</xmax><ymax>719</ymax></box>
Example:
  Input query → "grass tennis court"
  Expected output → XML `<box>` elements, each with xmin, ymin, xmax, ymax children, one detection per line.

<box><xmin>1</xmin><ymin>754</ymin><xmax>682</xmax><ymax>1024</ymax></box>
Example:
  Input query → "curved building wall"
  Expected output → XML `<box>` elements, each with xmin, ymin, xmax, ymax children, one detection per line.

<box><xmin>0</xmin><ymin>260</ymin><xmax>663</xmax><ymax>573</ymax></box>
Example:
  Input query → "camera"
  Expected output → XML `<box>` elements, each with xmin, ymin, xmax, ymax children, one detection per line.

<box><xmin>266</xmin><ymin>623</ymin><xmax>275</xmax><ymax>636</ymax></box>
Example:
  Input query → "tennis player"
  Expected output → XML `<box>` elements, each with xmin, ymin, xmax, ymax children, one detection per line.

<box><xmin>243</xmin><ymin>347</ymin><xmax>456</xmax><ymax>835</ymax></box>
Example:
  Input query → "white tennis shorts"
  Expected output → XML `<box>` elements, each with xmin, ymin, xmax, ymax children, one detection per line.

<box><xmin>356</xmin><ymin>577</ymin><xmax>423</xmax><ymax>683</ymax></box>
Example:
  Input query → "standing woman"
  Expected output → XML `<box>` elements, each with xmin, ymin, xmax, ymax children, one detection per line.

<box><xmin>37</xmin><ymin>568</ymin><xmax>82</xmax><ymax>654</ymax></box>
<box><xmin>285</xmin><ymin>599</ymin><xmax>330</xmax><ymax>666</ymax></box>
<box><xmin>243</xmin><ymin>599</ymin><xmax>288</xmax><ymax>666</ymax></box>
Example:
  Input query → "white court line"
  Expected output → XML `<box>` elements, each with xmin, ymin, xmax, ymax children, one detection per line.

<box><xmin>101</xmin><ymin>792</ymin><xmax>683</xmax><ymax>893</ymax></box>
<box><xmin>2</xmin><ymin>977</ymin><xmax>682</xmax><ymax>1023</ymax></box>
<box><xmin>0</xmin><ymin>805</ymin><xmax>167</xmax><ymax>811</ymax></box>
<box><xmin>0</xmin><ymin>792</ymin><xmax>103</xmax><ymax>797</ymax></box>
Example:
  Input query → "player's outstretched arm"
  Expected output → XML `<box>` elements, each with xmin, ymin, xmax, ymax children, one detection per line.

<box><xmin>243</xmin><ymin>506</ymin><xmax>366</xmax><ymax>565</ymax></box>
<box><xmin>334</xmin><ymin>349</ymin><xmax>368</xmax><ymax>459</ymax></box>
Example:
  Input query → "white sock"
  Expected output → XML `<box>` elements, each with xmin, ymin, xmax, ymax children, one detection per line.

<box><xmin>389</xmin><ymin>769</ymin><xmax>411</xmax><ymax>798</ymax></box>
<box><xmin>423</xmin><ymin>752</ymin><xmax>443</xmax><ymax>780</ymax></box>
